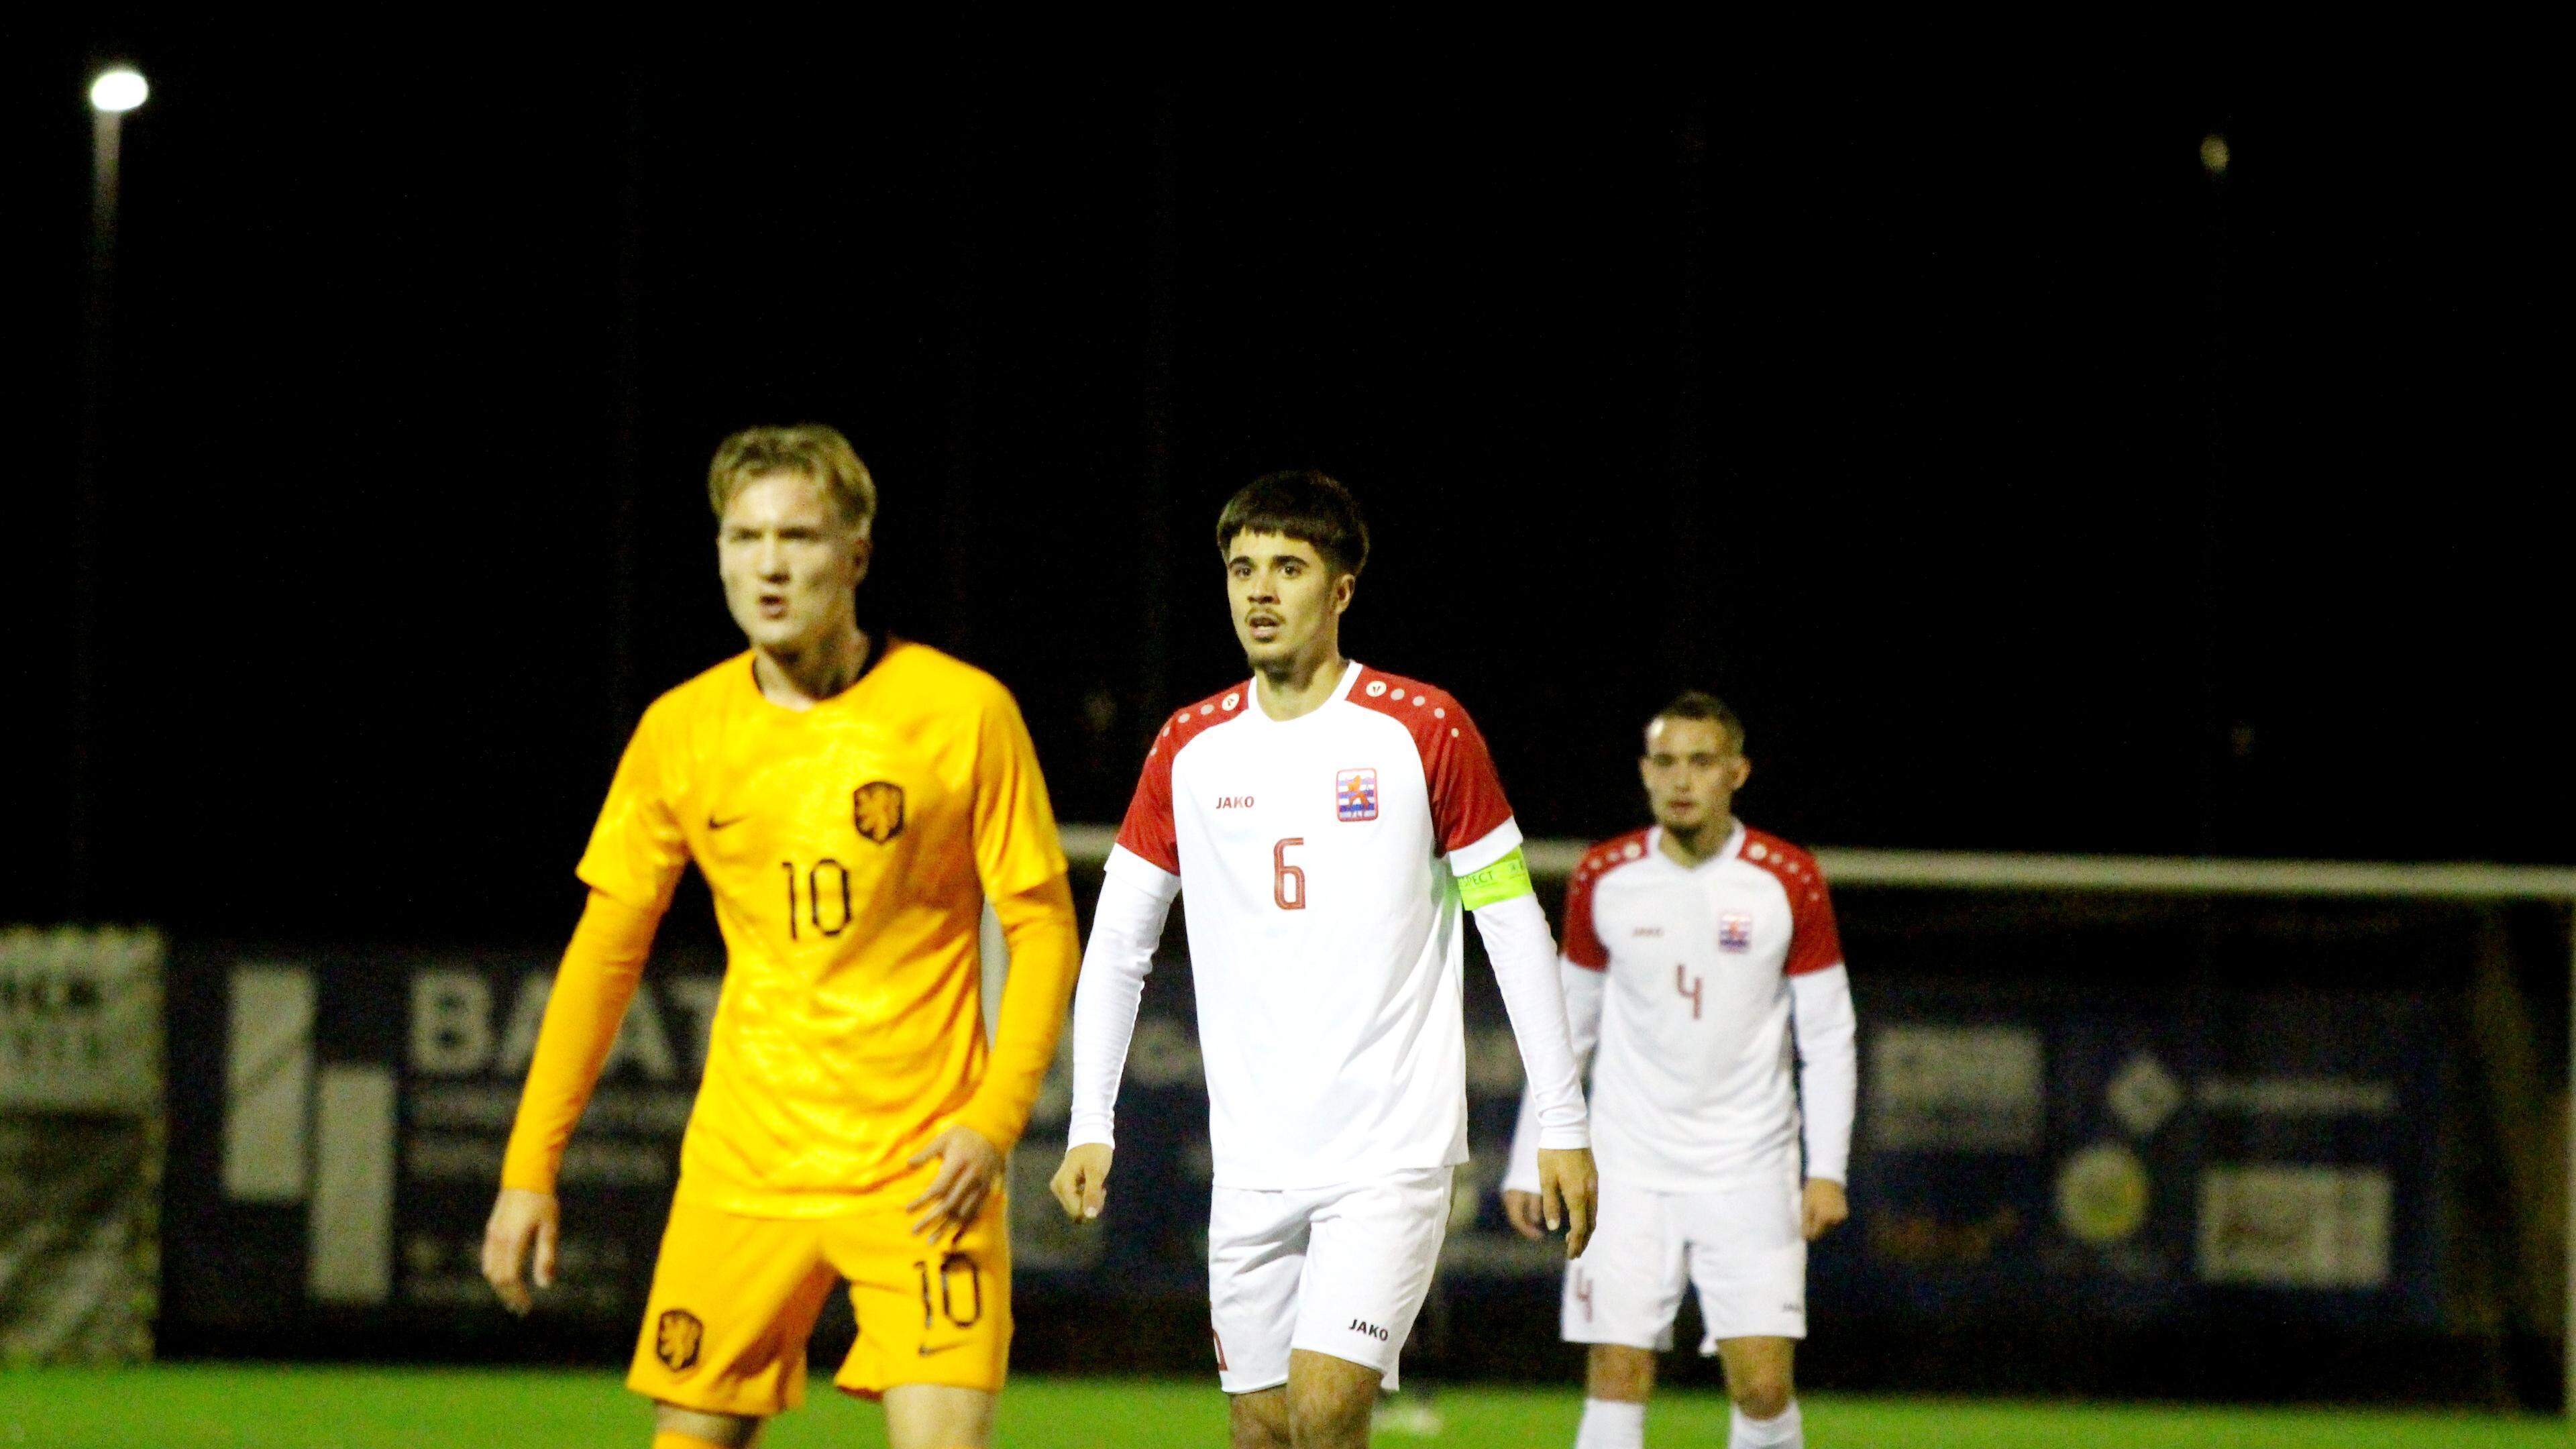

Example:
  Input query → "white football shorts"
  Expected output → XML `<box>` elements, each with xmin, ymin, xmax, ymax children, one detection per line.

<box><xmin>1207</xmin><ymin>1166</ymin><xmax>1453</xmax><ymax>1393</ymax></box>
<box><xmin>1562</xmin><ymin>1163</ymin><xmax>1807</xmax><ymax>1352</ymax></box>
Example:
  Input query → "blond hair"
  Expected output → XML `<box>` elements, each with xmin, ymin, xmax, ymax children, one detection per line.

<box><xmin>706</xmin><ymin>424</ymin><xmax>878</xmax><ymax>536</ymax></box>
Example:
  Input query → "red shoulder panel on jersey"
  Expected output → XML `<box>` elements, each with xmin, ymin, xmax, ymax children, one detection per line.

<box><xmin>1561</xmin><ymin>828</ymin><xmax>1654</xmax><ymax>970</ymax></box>
<box><xmin>1113</xmin><ymin>680</ymin><xmax>1254</xmax><ymax>874</ymax></box>
<box><xmin>1346</xmin><ymin>666</ymin><xmax>1514</xmax><ymax>858</ymax></box>
<box><xmin>1736</xmin><ymin>826</ymin><xmax>1844</xmax><ymax>976</ymax></box>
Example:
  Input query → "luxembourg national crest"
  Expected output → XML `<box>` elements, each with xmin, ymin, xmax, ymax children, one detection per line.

<box><xmin>1719</xmin><ymin>912</ymin><xmax>1754</xmax><ymax>953</ymax></box>
<box><xmin>853</xmin><ymin>781</ymin><xmax>907</xmax><ymax>844</ymax></box>
<box><xmin>1336</xmin><ymin>768</ymin><xmax>1379</xmax><ymax>822</ymax></box>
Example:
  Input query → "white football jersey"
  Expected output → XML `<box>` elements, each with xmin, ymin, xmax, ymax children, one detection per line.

<box><xmin>1566</xmin><ymin>822</ymin><xmax>1846</xmax><ymax>1190</ymax></box>
<box><xmin>1108</xmin><ymin>659</ymin><xmax>1523</xmax><ymax>1189</ymax></box>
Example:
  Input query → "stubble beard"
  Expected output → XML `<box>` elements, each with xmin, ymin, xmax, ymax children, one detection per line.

<box><xmin>1660</xmin><ymin>804</ymin><xmax>1733</xmax><ymax>857</ymax></box>
<box><xmin>1246</xmin><ymin>627</ymin><xmax>1331</xmax><ymax>689</ymax></box>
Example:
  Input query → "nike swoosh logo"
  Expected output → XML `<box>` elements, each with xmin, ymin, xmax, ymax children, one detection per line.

<box><xmin>917</xmin><ymin>1341</ymin><xmax>970</xmax><ymax>1357</ymax></box>
<box><xmin>706</xmin><ymin>812</ymin><xmax>747</xmax><ymax>830</ymax></box>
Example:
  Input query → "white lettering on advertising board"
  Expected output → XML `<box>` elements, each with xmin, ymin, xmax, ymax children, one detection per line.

<box><xmin>1867</xmin><ymin>1023</ymin><xmax>2045</xmax><ymax>1152</ymax></box>
<box><xmin>2196</xmin><ymin>1164</ymin><xmax>2392</xmax><ymax>1289</ymax></box>
<box><xmin>0</xmin><ymin>926</ymin><xmax>163</xmax><ymax>1115</ymax></box>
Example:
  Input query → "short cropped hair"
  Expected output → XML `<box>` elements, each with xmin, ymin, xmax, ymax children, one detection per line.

<box><xmin>1650</xmin><ymin>690</ymin><xmax>1746</xmax><ymax>753</ymax></box>
<box><xmin>707</xmin><ymin>424</ymin><xmax>878</xmax><ymax>537</ymax></box>
<box><xmin>1214</xmin><ymin>470</ymin><xmax>1371</xmax><ymax>578</ymax></box>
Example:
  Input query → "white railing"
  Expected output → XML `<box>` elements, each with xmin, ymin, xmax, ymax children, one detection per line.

<box><xmin>1065</xmin><ymin>822</ymin><xmax>2576</xmax><ymax>900</ymax></box>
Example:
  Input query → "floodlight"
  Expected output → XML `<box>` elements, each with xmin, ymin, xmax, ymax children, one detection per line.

<box><xmin>90</xmin><ymin>68</ymin><xmax>149</xmax><ymax>114</ymax></box>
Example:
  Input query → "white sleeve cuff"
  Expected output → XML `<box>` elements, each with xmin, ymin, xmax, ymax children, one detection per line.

<box><xmin>1446</xmin><ymin>817</ymin><xmax>1526</xmax><ymax>879</ymax></box>
<box><xmin>1102</xmin><ymin>843</ymin><xmax>1181</xmax><ymax>898</ymax></box>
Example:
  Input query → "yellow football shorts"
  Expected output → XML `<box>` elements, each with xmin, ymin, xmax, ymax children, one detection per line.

<box><xmin>625</xmin><ymin>1174</ymin><xmax>1012</xmax><ymax>1417</ymax></box>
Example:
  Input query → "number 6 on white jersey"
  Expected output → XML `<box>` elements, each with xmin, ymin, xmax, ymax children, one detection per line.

<box><xmin>1274</xmin><ymin>837</ymin><xmax>1306</xmax><ymax>910</ymax></box>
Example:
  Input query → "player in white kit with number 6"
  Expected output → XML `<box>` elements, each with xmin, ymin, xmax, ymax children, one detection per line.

<box><xmin>1504</xmin><ymin>692</ymin><xmax>1856</xmax><ymax>1449</ymax></box>
<box><xmin>1053</xmin><ymin>471</ymin><xmax>1599</xmax><ymax>1449</ymax></box>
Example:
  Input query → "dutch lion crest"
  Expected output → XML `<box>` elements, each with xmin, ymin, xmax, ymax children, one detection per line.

<box><xmin>655</xmin><ymin>1308</ymin><xmax>703</xmax><ymax>1372</ymax></box>
<box><xmin>853</xmin><ymin>781</ymin><xmax>907</xmax><ymax>844</ymax></box>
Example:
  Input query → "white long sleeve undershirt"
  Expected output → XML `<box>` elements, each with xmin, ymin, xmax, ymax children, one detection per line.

<box><xmin>1788</xmin><ymin>964</ymin><xmax>1857</xmax><ymax>1184</ymax></box>
<box><xmin>1503</xmin><ymin>959</ymin><xmax>1604</xmax><ymax>1193</ymax></box>
<box><xmin>1064</xmin><ymin>851</ymin><xmax>1179</xmax><ymax>1150</ymax></box>
<box><xmin>1472</xmin><ymin>890</ymin><xmax>1591</xmax><ymax>1155</ymax></box>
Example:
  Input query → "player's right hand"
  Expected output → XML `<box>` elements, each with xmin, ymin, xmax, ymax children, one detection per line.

<box><xmin>1049</xmin><ymin>1142</ymin><xmax>1114</xmax><ymax>1222</ymax></box>
<box><xmin>1502</xmin><ymin>1188</ymin><xmax>1548</xmax><ymax>1240</ymax></box>
<box><xmin>482</xmin><ymin>1186</ymin><xmax>559</xmax><ymax>1317</ymax></box>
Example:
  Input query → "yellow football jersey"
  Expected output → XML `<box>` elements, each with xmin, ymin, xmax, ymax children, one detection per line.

<box><xmin>578</xmin><ymin>639</ymin><xmax>1067</xmax><ymax>1216</ymax></box>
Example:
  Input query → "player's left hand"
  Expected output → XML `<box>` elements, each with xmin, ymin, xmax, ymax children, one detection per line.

<box><xmin>1535</xmin><ymin>1146</ymin><xmax>1599</xmax><ymax>1259</ymax></box>
<box><xmin>907</xmin><ymin>1125</ymin><xmax>1004</xmax><ymax>1241</ymax></box>
<box><xmin>1802</xmin><ymin>1178</ymin><xmax>1849</xmax><ymax>1240</ymax></box>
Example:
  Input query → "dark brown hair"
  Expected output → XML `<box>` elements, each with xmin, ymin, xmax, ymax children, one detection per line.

<box><xmin>1652</xmin><ymin>690</ymin><xmax>1746</xmax><ymax>753</ymax></box>
<box><xmin>1214</xmin><ymin>470</ymin><xmax>1371</xmax><ymax>578</ymax></box>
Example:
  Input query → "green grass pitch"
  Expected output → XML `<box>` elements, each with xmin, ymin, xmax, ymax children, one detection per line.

<box><xmin>0</xmin><ymin>1366</ymin><xmax>2561</xmax><ymax>1447</ymax></box>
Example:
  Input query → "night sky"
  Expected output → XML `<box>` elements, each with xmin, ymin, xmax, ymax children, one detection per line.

<box><xmin>5</xmin><ymin>34</ymin><xmax>2561</xmax><ymax>944</ymax></box>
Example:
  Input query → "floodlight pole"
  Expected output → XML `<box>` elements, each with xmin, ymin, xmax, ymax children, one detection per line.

<box><xmin>1658</xmin><ymin>101</ymin><xmax>1713</xmax><ymax>683</ymax></box>
<box><xmin>2566</xmin><ymin>914</ymin><xmax>2574</xmax><ymax>1417</ymax></box>
<box><xmin>605</xmin><ymin>69</ymin><xmax>645</xmax><ymax>759</ymax></box>
<box><xmin>2192</xmin><ymin>129</ymin><xmax>2235</xmax><ymax>857</ymax></box>
<box><xmin>70</xmin><ymin>97</ymin><xmax>127</xmax><ymax>921</ymax></box>
<box><xmin>1138</xmin><ymin>91</ymin><xmax>1177</xmax><ymax>731</ymax></box>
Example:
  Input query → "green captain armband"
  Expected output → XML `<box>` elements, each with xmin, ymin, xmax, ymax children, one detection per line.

<box><xmin>1457</xmin><ymin>849</ymin><xmax>1535</xmax><ymax>910</ymax></box>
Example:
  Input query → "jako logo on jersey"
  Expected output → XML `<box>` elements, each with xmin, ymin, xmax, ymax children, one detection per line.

<box><xmin>1719</xmin><ymin>913</ymin><xmax>1754</xmax><ymax>952</ymax></box>
<box><xmin>1215</xmin><ymin>796</ymin><xmax>1254</xmax><ymax>810</ymax></box>
<box><xmin>1336</xmin><ymin>769</ymin><xmax>1379</xmax><ymax>822</ymax></box>
<box><xmin>1348</xmin><ymin>1318</ymin><xmax>1391</xmax><ymax>1342</ymax></box>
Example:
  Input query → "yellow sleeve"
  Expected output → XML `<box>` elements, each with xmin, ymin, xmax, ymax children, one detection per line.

<box><xmin>498</xmin><ymin>890</ymin><xmax>662</xmax><ymax>1193</ymax></box>
<box><xmin>968</xmin><ymin>681</ymin><xmax>1069</xmax><ymax>902</ymax></box>
<box><xmin>574</xmin><ymin>702</ymin><xmax>690</xmax><ymax>913</ymax></box>
<box><xmin>949</xmin><ymin>873</ymin><xmax>1079</xmax><ymax>1154</ymax></box>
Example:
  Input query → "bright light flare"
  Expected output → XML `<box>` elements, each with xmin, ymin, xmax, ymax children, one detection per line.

<box><xmin>2199</xmin><ymin>133</ymin><xmax>2230</xmax><ymax>177</ymax></box>
<box><xmin>90</xmin><ymin>68</ymin><xmax>149</xmax><ymax>113</ymax></box>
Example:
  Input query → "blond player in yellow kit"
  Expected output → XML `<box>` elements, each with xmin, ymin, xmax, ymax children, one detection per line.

<box><xmin>481</xmin><ymin>425</ymin><xmax>1080</xmax><ymax>1449</ymax></box>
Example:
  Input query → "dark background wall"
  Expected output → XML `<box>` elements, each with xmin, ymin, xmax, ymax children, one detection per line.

<box><xmin>3</xmin><ymin>31</ymin><xmax>2561</xmax><ymax>945</ymax></box>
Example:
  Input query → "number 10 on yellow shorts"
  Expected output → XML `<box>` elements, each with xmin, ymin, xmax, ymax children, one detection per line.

<box><xmin>626</xmin><ymin>1182</ymin><xmax>1012</xmax><ymax>1417</ymax></box>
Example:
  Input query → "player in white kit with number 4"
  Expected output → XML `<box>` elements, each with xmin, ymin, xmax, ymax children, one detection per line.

<box><xmin>1504</xmin><ymin>692</ymin><xmax>1857</xmax><ymax>1449</ymax></box>
<box><xmin>1052</xmin><ymin>471</ymin><xmax>1599</xmax><ymax>1449</ymax></box>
